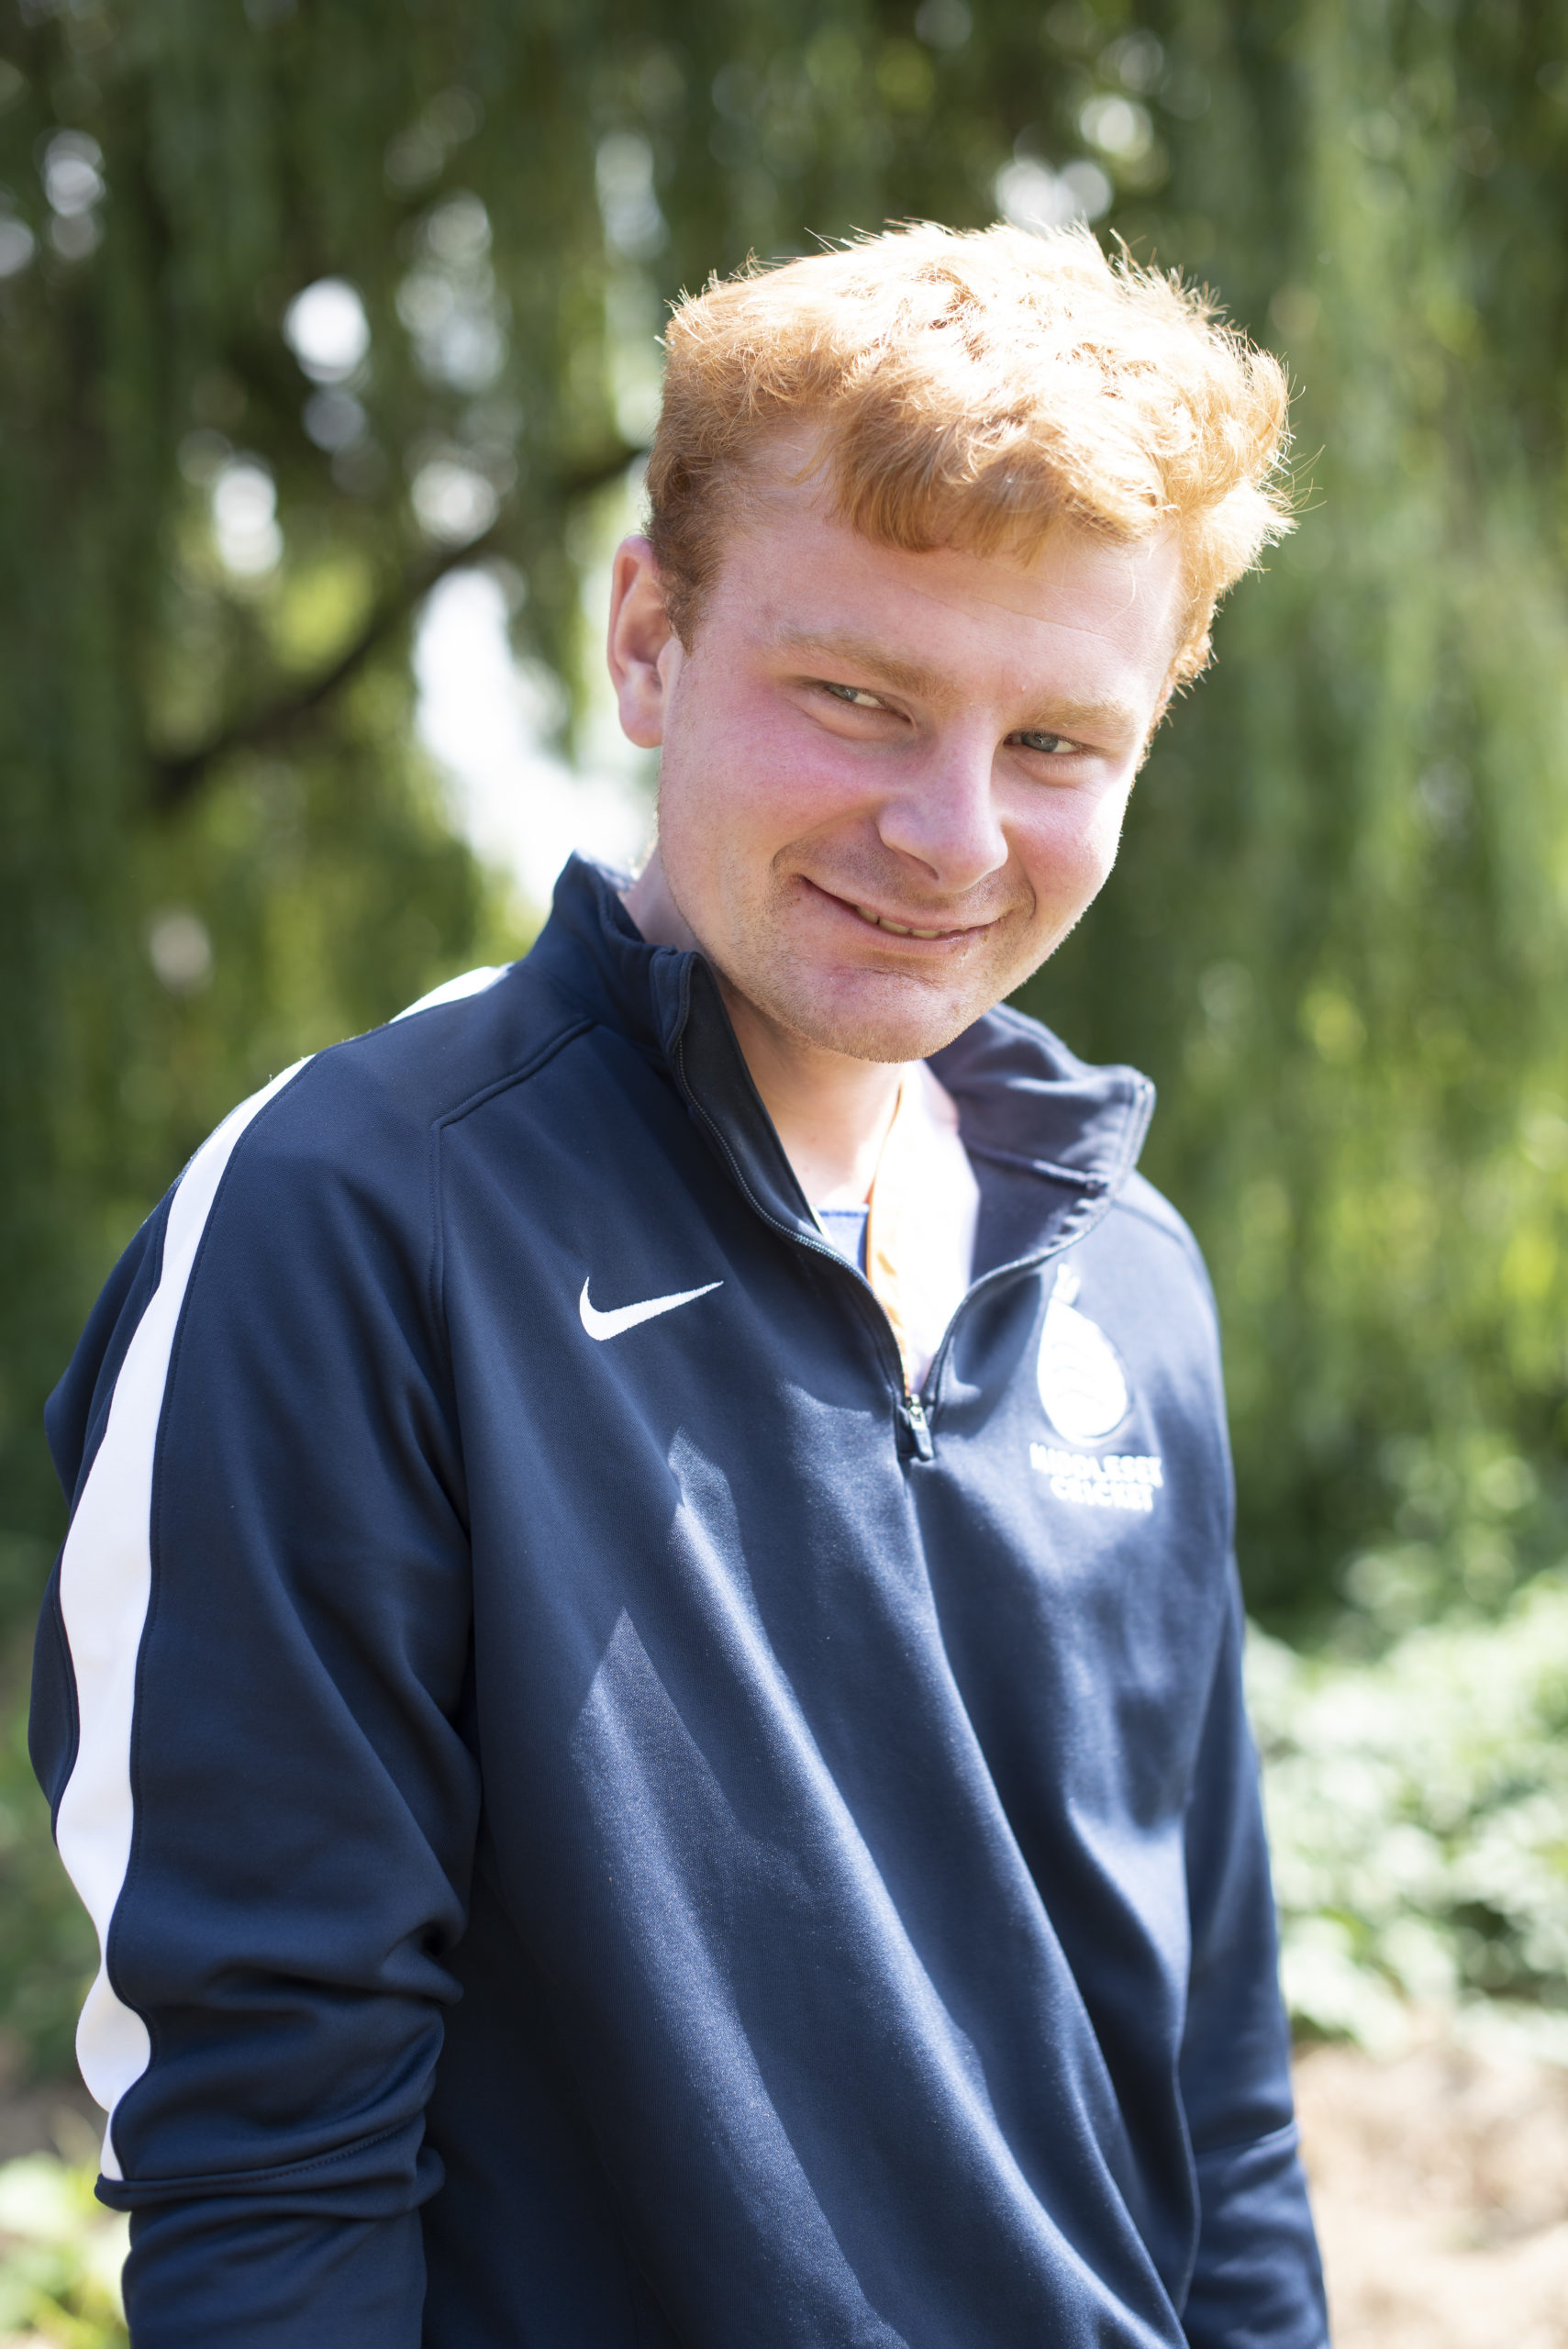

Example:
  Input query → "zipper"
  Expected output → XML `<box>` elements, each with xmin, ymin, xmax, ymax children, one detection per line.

<box><xmin>918</xmin><ymin>1242</ymin><xmax>1079</xmax><ymax>1401</ymax></box>
<box><xmin>673</xmin><ymin>1028</ymin><xmax>922</xmax><ymax>1442</ymax></box>
<box><xmin>675</xmin><ymin>1042</ymin><xmax>1046</xmax><ymax>1469</ymax></box>
<box><xmin>900</xmin><ymin>1392</ymin><xmax>934</xmax><ymax>1462</ymax></box>
<box><xmin>670</xmin><ymin>985</ymin><xmax>1106</xmax><ymax>1467</ymax></box>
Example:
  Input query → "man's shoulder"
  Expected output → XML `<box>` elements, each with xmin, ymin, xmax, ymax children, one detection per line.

<box><xmin>1087</xmin><ymin>1169</ymin><xmax>1223</xmax><ymax>1372</ymax></box>
<box><xmin>51</xmin><ymin>959</ymin><xmax>604</xmax><ymax>1497</ymax></box>
<box><xmin>248</xmin><ymin>953</ymin><xmax>591</xmax><ymax>1148</ymax></box>
<box><xmin>181</xmin><ymin>951</ymin><xmax>606</xmax><ymax>1249</ymax></box>
<box><xmin>1106</xmin><ymin>1169</ymin><xmax>1210</xmax><ymax>1275</ymax></box>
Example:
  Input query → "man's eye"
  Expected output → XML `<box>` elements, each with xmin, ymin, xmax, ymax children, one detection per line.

<box><xmin>1012</xmin><ymin>729</ymin><xmax>1078</xmax><ymax>756</ymax></box>
<box><xmin>823</xmin><ymin>682</ymin><xmax>887</xmax><ymax>710</ymax></box>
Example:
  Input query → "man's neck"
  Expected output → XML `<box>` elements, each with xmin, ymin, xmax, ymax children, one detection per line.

<box><xmin>622</xmin><ymin>852</ymin><xmax>904</xmax><ymax>1208</ymax></box>
<box><xmin>718</xmin><ymin>991</ymin><xmax>903</xmax><ymax>1208</ymax></box>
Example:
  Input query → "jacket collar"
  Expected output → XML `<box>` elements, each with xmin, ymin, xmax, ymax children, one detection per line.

<box><xmin>528</xmin><ymin>855</ymin><xmax>1153</xmax><ymax>1272</ymax></box>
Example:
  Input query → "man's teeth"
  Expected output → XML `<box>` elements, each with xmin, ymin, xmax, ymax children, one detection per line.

<box><xmin>855</xmin><ymin>905</ymin><xmax>951</xmax><ymax>941</ymax></box>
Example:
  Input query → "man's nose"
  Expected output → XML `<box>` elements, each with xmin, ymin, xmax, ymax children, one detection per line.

<box><xmin>873</xmin><ymin>728</ymin><xmax>1010</xmax><ymax>893</ymax></box>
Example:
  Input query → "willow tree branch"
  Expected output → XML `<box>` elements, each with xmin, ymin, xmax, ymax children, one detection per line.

<box><xmin>149</xmin><ymin>445</ymin><xmax>639</xmax><ymax>812</ymax></box>
<box><xmin>149</xmin><ymin>529</ymin><xmax>497</xmax><ymax>810</ymax></box>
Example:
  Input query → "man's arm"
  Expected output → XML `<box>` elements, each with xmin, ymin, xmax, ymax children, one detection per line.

<box><xmin>30</xmin><ymin>1063</ymin><xmax>479</xmax><ymax>2347</ymax></box>
<box><xmin>1178</xmin><ymin>1576</ymin><xmax>1329</xmax><ymax>2349</ymax></box>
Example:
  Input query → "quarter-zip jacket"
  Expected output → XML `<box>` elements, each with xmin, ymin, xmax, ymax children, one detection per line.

<box><xmin>32</xmin><ymin>855</ymin><xmax>1328</xmax><ymax>2349</ymax></box>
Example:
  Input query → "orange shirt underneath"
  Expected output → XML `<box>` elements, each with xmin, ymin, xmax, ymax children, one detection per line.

<box><xmin>832</xmin><ymin>1063</ymin><xmax>980</xmax><ymax>1396</ymax></box>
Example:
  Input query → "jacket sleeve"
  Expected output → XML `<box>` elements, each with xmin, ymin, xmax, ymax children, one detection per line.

<box><xmin>1177</xmin><ymin>1575</ymin><xmax>1329</xmax><ymax>2349</ymax></box>
<box><xmin>29</xmin><ymin>1063</ymin><xmax>480</xmax><ymax>2348</ymax></box>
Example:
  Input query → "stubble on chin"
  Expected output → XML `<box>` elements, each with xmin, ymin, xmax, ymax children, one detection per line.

<box><xmin>718</xmin><ymin>933</ymin><xmax>1016</xmax><ymax>1066</ymax></box>
<box><xmin>674</xmin><ymin>852</ymin><xmax>1040</xmax><ymax>1065</ymax></box>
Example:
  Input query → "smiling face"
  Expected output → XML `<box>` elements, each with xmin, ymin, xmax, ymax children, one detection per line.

<box><xmin>611</xmin><ymin>453</ymin><xmax>1184</xmax><ymax>1070</ymax></box>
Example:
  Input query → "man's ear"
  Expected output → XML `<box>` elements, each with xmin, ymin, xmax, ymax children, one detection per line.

<box><xmin>607</xmin><ymin>535</ymin><xmax>682</xmax><ymax>749</ymax></box>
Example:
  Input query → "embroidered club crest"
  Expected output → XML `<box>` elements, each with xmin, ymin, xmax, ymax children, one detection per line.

<box><xmin>1037</xmin><ymin>1264</ymin><xmax>1130</xmax><ymax>1445</ymax></box>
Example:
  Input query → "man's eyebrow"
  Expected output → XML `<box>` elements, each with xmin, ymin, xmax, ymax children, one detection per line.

<box><xmin>1016</xmin><ymin>694</ymin><xmax>1146</xmax><ymax>740</ymax></box>
<box><xmin>774</xmin><ymin>629</ymin><xmax>1145</xmax><ymax>740</ymax></box>
<box><xmin>774</xmin><ymin>629</ymin><xmax>945</xmax><ymax>700</ymax></box>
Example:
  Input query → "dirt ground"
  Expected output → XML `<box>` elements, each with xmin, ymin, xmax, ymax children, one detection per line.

<box><xmin>1296</xmin><ymin>2032</ymin><xmax>1568</xmax><ymax>2348</ymax></box>
<box><xmin>6</xmin><ymin>2035</ymin><xmax>1568</xmax><ymax>2340</ymax></box>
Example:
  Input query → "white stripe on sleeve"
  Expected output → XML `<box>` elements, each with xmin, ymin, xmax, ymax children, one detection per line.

<box><xmin>53</xmin><ymin>1061</ymin><xmax>307</xmax><ymax>2179</ymax></box>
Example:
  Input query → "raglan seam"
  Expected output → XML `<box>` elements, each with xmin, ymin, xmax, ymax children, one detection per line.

<box><xmin>1104</xmin><ymin>1194</ymin><xmax>1227</xmax><ymax>1371</ymax></box>
<box><xmin>515</xmin><ymin>950</ymin><xmax>662</xmax><ymax>1057</ymax></box>
<box><xmin>1109</xmin><ymin>1192</ymin><xmax>1208</xmax><ymax>1270</ymax></box>
<box><xmin>429</xmin><ymin>1016</ymin><xmax>600</xmax><ymax>1345</ymax></box>
<box><xmin>1105</xmin><ymin>1198</ymin><xmax>1233</xmax><ymax>1558</ymax></box>
<box><xmin>274</xmin><ymin>965</ymin><xmax>587</xmax><ymax>1146</ymax></box>
<box><xmin>430</xmin><ymin>1015</ymin><xmax>599</xmax><ymax>1137</ymax></box>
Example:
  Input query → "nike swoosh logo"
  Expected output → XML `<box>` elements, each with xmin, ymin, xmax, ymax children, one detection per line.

<box><xmin>579</xmin><ymin>1276</ymin><xmax>724</xmax><ymax>1342</ymax></box>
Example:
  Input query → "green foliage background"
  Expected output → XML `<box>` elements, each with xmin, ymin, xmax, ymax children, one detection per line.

<box><xmin>1</xmin><ymin>0</ymin><xmax>1566</xmax><ymax>2070</ymax></box>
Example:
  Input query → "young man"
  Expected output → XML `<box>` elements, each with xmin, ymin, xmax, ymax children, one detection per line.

<box><xmin>33</xmin><ymin>225</ymin><xmax>1328</xmax><ymax>2346</ymax></box>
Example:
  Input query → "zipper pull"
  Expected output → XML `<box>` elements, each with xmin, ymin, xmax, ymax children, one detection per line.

<box><xmin>901</xmin><ymin>1393</ymin><xmax>934</xmax><ymax>1463</ymax></box>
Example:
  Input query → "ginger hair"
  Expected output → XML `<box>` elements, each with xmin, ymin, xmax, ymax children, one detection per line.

<box><xmin>646</xmin><ymin>221</ymin><xmax>1292</xmax><ymax>683</ymax></box>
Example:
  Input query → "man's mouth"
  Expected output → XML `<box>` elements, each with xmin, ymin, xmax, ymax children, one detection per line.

<box><xmin>802</xmin><ymin>875</ymin><xmax>1000</xmax><ymax>943</ymax></box>
<box><xmin>851</xmin><ymin>904</ymin><xmax>971</xmax><ymax>941</ymax></box>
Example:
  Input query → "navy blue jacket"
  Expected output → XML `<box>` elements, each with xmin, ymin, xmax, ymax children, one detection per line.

<box><xmin>32</xmin><ymin>856</ymin><xmax>1327</xmax><ymax>2347</ymax></box>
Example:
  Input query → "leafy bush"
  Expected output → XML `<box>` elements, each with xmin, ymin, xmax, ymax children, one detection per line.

<box><xmin>1251</xmin><ymin>1575</ymin><xmax>1568</xmax><ymax>2055</ymax></box>
<box><xmin>0</xmin><ymin>2151</ymin><xmax>127</xmax><ymax>2349</ymax></box>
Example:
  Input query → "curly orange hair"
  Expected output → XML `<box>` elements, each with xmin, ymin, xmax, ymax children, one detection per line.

<box><xmin>647</xmin><ymin>222</ymin><xmax>1292</xmax><ymax>683</ymax></box>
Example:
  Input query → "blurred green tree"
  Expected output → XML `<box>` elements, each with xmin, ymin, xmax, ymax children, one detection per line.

<box><xmin>1029</xmin><ymin>0</ymin><xmax>1568</xmax><ymax>1628</ymax></box>
<box><xmin>0</xmin><ymin>1</ymin><xmax>1564</xmax><ymax>1698</ymax></box>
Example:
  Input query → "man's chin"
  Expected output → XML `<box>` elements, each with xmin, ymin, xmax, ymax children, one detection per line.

<box><xmin>762</xmin><ymin>975</ymin><xmax>992</xmax><ymax>1067</ymax></box>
